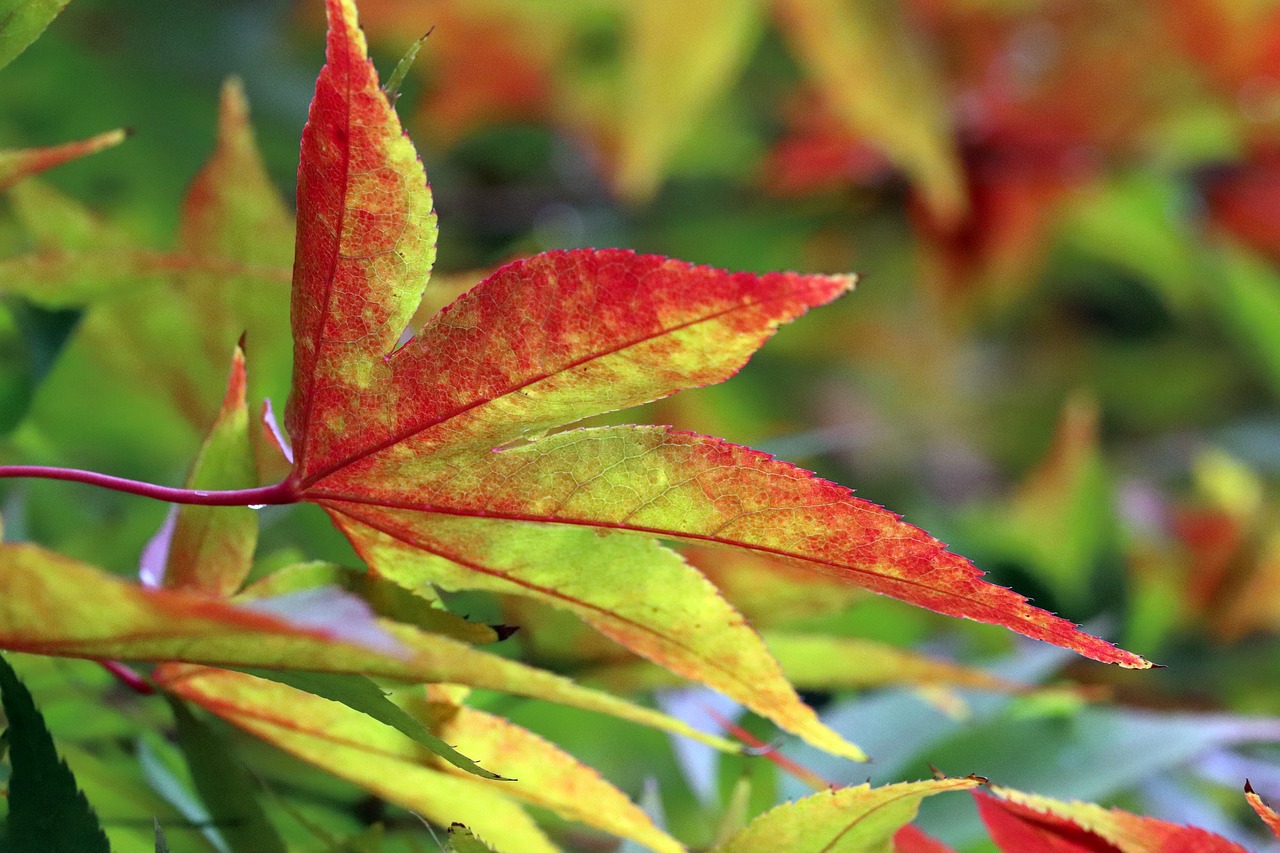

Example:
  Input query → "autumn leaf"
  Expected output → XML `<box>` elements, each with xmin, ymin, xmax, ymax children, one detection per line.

<box><xmin>0</xmin><ymin>128</ymin><xmax>125</xmax><ymax>191</ymax></box>
<box><xmin>156</xmin><ymin>665</ymin><xmax>685</xmax><ymax>853</ymax></box>
<box><xmin>1246</xmin><ymin>780</ymin><xmax>1280</xmax><ymax>838</ymax></box>
<box><xmin>276</xmin><ymin>0</ymin><xmax>1149</xmax><ymax>765</ymax></box>
<box><xmin>151</xmin><ymin>345</ymin><xmax>257</xmax><ymax>596</ymax></box>
<box><xmin>447</xmin><ymin>824</ymin><xmax>497</xmax><ymax>853</ymax></box>
<box><xmin>0</xmin><ymin>540</ymin><xmax>736</xmax><ymax>751</ymax></box>
<box><xmin>974</xmin><ymin>786</ymin><xmax>1249</xmax><ymax>852</ymax></box>
<box><xmin>2</xmin><ymin>77</ymin><xmax>293</xmax><ymax>477</ymax></box>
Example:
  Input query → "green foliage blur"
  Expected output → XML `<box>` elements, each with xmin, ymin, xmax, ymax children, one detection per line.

<box><xmin>7</xmin><ymin>0</ymin><xmax>1280</xmax><ymax>849</ymax></box>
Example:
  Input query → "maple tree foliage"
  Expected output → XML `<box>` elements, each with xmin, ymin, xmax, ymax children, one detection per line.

<box><xmin>261</xmin><ymin>0</ymin><xmax>1152</xmax><ymax>767</ymax></box>
<box><xmin>7</xmin><ymin>0</ymin><xmax>1280</xmax><ymax>850</ymax></box>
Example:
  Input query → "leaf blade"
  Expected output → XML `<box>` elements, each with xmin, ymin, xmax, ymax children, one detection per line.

<box><xmin>158</xmin><ymin>667</ymin><xmax>559</xmax><ymax>853</ymax></box>
<box><xmin>286</xmin><ymin>0</ymin><xmax>437</xmax><ymax>474</ymax></box>
<box><xmin>168</xmin><ymin>698</ymin><xmax>287</xmax><ymax>853</ymax></box>
<box><xmin>0</xmin><ymin>653</ymin><xmax>110</xmax><ymax>853</ymax></box>
<box><xmin>0</xmin><ymin>542</ymin><xmax>735</xmax><ymax>750</ymax></box>
<box><xmin>330</xmin><ymin>508</ymin><xmax>866</xmax><ymax>761</ymax></box>
<box><xmin>322</xmin><ymin>426</ymin><xmax>1148</xmax><ymax>669</ymax></box>
<box><xmin>231</xmin><ymin>668</ymin><xmax>504</xmax><ymax>779</ymax></box>
<box><xmin>711</xmin><ymin>777</ymin><xmax>980</xmax><ymax>853</ymax></box>
<box><xmin>0</xmin><ymin>128</ymin><xmax>125</xmax><ymax>191</ymax></box>
<box><xmin>974</xmin><ymin>786</ymin><xmax>1250</xmax><ymax>853</ymax></box>
<box><xmin>0</xmin><ymin>0</ymin><xmax>72</xmax><ymax>70</ymax></box>
<box><xmin>296</xmin><ymin>249</ymin><xmax>853</xmax><ymax>485</ymax></box>
<box><xmin>162</xmin><ymin>345</ymin><xmax>258</xmax><ymax>595</ymax></box>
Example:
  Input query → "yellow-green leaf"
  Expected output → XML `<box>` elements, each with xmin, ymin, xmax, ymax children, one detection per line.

<box><xmin>155</xmin><ymin>666</ymin><xmax>555</xmax><ymax>853</ymax></box>
<box><xmin>0</xmin><ymin>542</ymin><xmax>735</xmax><ymax>750</ymax></box>
<box><xmin>614</xmin><ymin>0</ymin><xmax>767</xmax><ymax>201</ymax></box>
<box><xmin>712</xmin><ymin>777</ymin><xmax>981</xmax><ymax>852</ymax></box>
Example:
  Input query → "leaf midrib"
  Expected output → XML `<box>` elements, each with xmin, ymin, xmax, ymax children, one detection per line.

<box><xmin>293</xmin><ymin>12</ymin><xmax>354</xmax><ymax>475</ymax></box>
<box><xmin>314</xmin><ymin>491</ymin><xmax>1114</xmax><ymax>656</ymax></box>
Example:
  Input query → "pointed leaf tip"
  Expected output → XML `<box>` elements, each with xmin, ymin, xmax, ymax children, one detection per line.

<box><xmin>1246</xmin><ymin>780</ymin><xmax>1280</xmax><ymax>838</ymax></box>
<box><xmin>0</xmin><ymin>654</ymin><xmax>111</xmax><ymax>853</ymax></box>
<box><xmin>384</xmin><ymin>28</ymin><xmax>433</xmax><ymax>104</ymax></box>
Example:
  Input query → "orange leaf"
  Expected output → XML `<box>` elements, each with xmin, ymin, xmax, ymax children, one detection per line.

<box><xmin>1246</xmin><ymin>780</ymin><xmax>1280</xmax><ymax>838</ymax></box>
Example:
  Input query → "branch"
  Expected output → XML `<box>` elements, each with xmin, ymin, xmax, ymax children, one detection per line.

<box><xmin>0</xmin><ymin>466</ymin><xmax>298</xmax><ymax>506</ymax></box>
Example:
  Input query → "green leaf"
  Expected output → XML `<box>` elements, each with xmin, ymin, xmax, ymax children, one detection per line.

<box><xmin>233</xmin><ymin>668</ymin><xmax>506</xmax><ymax>780</ymax></box>
<box><xmin>154</xmin><ymin>820</ymin><xmax>169</xmax><ymax>853</ymax></box>
<box><xmin>167</xmin><ymin>697</ymin><xmax>286</xmax><ymax>853</ymax></box>
<box><xmin>0</xmin><ymin>653</ymin><xmax>110</xmax><ymax>853</ymax></box>
<box><xmin>447</xmin><ymin>823</ymin><xmax>497</xmax><ymax>853</ymax></box>
<box><xmin>0</xmin><ymin>0</ymin><xmax>72</xmax><ymax>71</ymax></box>
<box><xmin>383</xmin><ymin>30</ymin><xmax>429</xmax><ymax>104</ymax></box>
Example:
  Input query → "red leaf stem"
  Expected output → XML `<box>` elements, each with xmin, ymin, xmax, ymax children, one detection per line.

<box><xmin>0</xmin><ymin>466</ymin><xmax>298</xmax><ymax>506</ymax></box>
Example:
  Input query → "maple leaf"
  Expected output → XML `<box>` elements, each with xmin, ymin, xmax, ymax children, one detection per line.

<box><xmin>973</xmin><ymin>786</ymin><xmax>1249</xmax><ymax>853</ymax></box>
<box><xmin>155</xmin><ymin>665</ymin><xmax>685</xmax><ymax>853</ymax></box>
<box><xmin>0</xmin><ymin>128</ymin><xmax>125</xmax><ymax>191</ymax></box>
<box><xmin>0</xmin><ymin>78</ymin><xmax>293</xmax><ymax>478</ymax></box>
<box><xmin>709</xmin><ymin>777</ymin><xmax>981</xmax><ymax>853</ymax></box>
<box><xmin>273</xmin><ymin>0</ymin><xmax>1150</xmax><ymax>766</ymax></box>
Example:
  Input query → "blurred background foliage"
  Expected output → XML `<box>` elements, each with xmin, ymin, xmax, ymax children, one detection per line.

<box><xmin>9</xmin><ymin>0</ymin><xmax>1280</xmax><ymax>849</ymax></box>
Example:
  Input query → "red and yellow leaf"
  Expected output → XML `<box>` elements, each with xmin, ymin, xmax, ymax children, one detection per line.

<box><xmin>0</xmin><ymin>542</ymin><xmax>735</xmax><ymax>750</ymax></box>
<box><xmin>313</xmin><ymin>427</ymin><xmax>1148</xmax><ymax>672</ymax></box>
<box><xmin>284</xmin><ymin>0</ymin><xmax>437</xmax><ymax>462</ymax></box>
<box><xmin>0</xmin><ymin>128</ymin><xmax>125</xmax><ymax>192</ymax></box>
<box><xmin>330</xmin><ymin>512</ymin><xmax>865</xmax><ymax>760</ymax></box>
<box><xmin>6</xmin><ymin>78</ymin><xmax>294</xmax><ymax>476</ymax></box>
<box><xmin>160</xmin><ymin>346</ymin><xmax>258</xmax><ymax>596</ymax></box>
<box><xmin>711</xmin><ymin>777</ymin><xmax>981</xmax><ymax>852</ymax></box>
<box><xmin>276</xmin><ymin>0</ymin><xmax>1149</xmax><ymax>766</ymax></box>
<box><xmin>1246</xmin><ymin>780</ymin><xmax>1280</xmax><ymax>838</ymax></box>
<box><xmin>974</xmin><ymin>787</ymin><xmax>1249</xmax><ymax>852</ymax></box>
<box><xmin>159</xmin><ymin>666</ymin><xmax>554</xmax><ymax>853</ymax></box>
<box><xmin>416</xmin><ymin>691</ymin><xmax>684</xmax><ymax>853</ymax></box>
<box><xmin>158</xmin><ymin>666</ymin><xmax>683</xmax><ymax>853</ymax></box>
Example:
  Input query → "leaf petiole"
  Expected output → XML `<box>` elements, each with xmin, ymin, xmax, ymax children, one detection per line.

<box><xmin>0</xmin><ymin>466</ymin><xmax>298</xmax><ymax>506</ymax></box>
